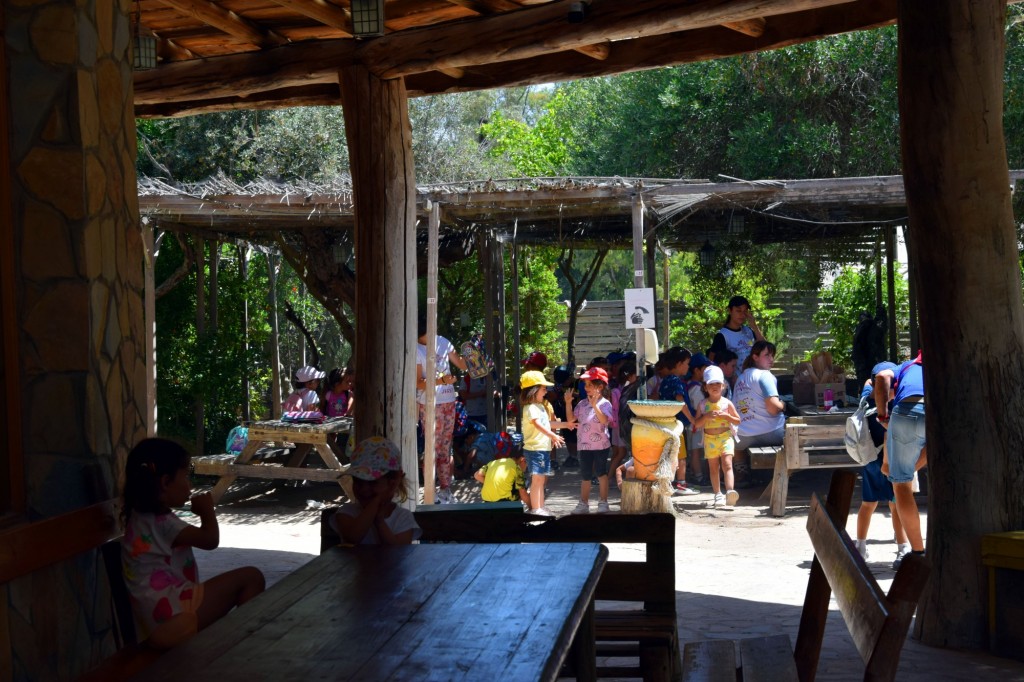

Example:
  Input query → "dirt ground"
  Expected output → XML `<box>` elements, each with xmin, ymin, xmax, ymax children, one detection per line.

<box><xmin>190</xmin><ymin>466</ymin><xmax>1024</xmax><ymax>680</ymax></box>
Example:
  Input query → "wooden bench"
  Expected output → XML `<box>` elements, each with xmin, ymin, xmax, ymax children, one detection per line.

<box><xmin>682</xmin><ymin>471</ymin><xmax>931</xmax><ymax>682</ymax></box>
<box><xmin>321</xmin><ymin>508</ymin><xmax>680</xmax><ymax>681</ymax></box>
<box><xmin>750</xmin><ymin>416</ymin><xmax>858</xmax><ymax>516</ymax></box>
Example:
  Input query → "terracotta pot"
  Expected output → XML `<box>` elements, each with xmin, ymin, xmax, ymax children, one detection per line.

<box><xmin>627</xmin><ymin>401</ymin><xmax>684</xmax><ymax>482</ymax></box>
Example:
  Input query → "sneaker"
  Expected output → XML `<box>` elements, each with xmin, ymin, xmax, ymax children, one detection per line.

<box><xmin>713</xmin><ymin>492</ymin><xmax>726</xmax><ymax>507</ymax></box>
<box><xmin>892</xmin><ymin>546</ymin><xmax>912</xmax><ymax>570</ymax></box>
<box><xmin>591</xmin><ymin>477</ymin><xmax>599</xmax><ymax>485</ymax></box>
<box><xmin>436</xmin><ymin>488</ymin><xmax>454</xmax><ymax>504</ymax></box>
<box><xmin>597</xmin><ymin>501</ymin><xmax>611</xmax><ymax>513</ymax></box>
<box><xmin>529</xmin><ymin>507</ymin><xmax>555</xmax><ymax>517</ymax></box>
<box><xmin>855</xmin><ymin>540</ymin><xmax>870</xmax><ymax>561</ymax></box>
<box><xmin>672</xmin><ymin>481</ymin><xmax>700</xmax><ymax>496</ymax></box>
<box><xmin>572</xmin><ymin>500</ymin><xmax>590</xmax><ymax>515</ymax></box>
<box><xmin>725</xmin><ymin>489</ymin><xmax>740</xmax><ymax>506</ymax></box>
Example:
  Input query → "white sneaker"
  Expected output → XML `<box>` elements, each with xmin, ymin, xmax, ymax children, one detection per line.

<box><xmin>597</xmin><ymin>501</ymin><xmax>611</xmax><ymax>513</ymax></box>
<box><xmin>529</xmin><ymin>507</ymin><xmax>555</xmax><ymax>517</ymax></box>
<box><xmin>725</xmin><ymin>489</ymin><xmax>740</xmax><ymax>506</ymax></box>
<box><xmin>892</xmin><ymin>545</ymin><xmax>912</xmax><ymax>570</ymax></box>
<box><xmin>572</xmin><ymin>500</ymin><xmax>590</xmax><ymax>515</ymax></box>
<box><xmin>856</xmin><ymin>540</ymin><xmax>870</xmax><ymax>561</ymax></box>
<box><xmin>713</xmin><ymin>492</ymin><xmax>726</xmax><ymax>507</ymax></box>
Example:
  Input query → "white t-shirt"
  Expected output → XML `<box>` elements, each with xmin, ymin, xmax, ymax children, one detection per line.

<box><xmin>734</xmin><ymin>367</ymin><xmax>785</xmax><ymax>436</ymax></box>
<box><xmin>717</xmin><ymin>326</ymin><xmax>757</xmax><ymax>368</ymax></box>
<box><xmin>333</xmin><ymin>504</ymin><xmax>422</xmax><ymax>545</ymax></box>
<box><xmin>417</xmin><ymin>335</ymin><xmax>457</xmax><ymax>405</ymax></box>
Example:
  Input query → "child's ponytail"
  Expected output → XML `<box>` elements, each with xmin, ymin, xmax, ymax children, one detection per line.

<box><xmin>122</xmin><ymin>438</ymin><xmax>190</xmax><ymax>524</ymax></box>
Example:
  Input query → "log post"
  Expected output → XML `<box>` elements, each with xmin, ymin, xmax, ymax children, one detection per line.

<box><xmin>339</xmin><ymin>65</ymin><xmax>418</xmax><ymax>481</ymax></box>
<box><xmin>898</xmin><ymin>0</ymin><xmax>1024</xmax><ymax>649</ymax></box>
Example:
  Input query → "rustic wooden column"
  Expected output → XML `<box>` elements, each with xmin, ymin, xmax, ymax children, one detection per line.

<box><xmin>903</xmin><ymin>225</ymin><xmax>920</xmax><ymax>356</ymax></box>
<box><xmin>143</xmin><ymin>224</ymin><xmax>157</xmax><ymax>436</ymax></box>
<box><xmin>339</xmin><ymin>65</ymin><xmax>418</xmax><ymax>472</ymax></box>
<box><xmin>884</xmin><ymin>223</ymin><xmax>896</xmax><ymax>359</ymax></box>
<box><xmin>898</xmin><ymin>0</ymin><xmax>1024</xmax><ymax>649</ymax></box>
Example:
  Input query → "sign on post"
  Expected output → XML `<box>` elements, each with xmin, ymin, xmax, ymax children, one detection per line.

<box><xmin>624</xmin><ymin>288</ymin><xmax>655</xmax><ymax>329</ymax></box>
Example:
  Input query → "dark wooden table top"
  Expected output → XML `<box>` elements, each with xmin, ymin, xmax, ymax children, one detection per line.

<box><xmin>137</xmin><ymin>542</ymin><xmax>607</xmax><ymax>682</ymax></box>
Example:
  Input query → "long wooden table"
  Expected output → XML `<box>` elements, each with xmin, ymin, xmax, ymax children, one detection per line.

<box><xmin>193</xmin><ymin>416</ymin><xmax>353</xmax><ymax>502</ymax></box>
<box><xmin>136</xmin><ymin>542</ymin><xmax>608</xmax><ymax>682</ymax></box>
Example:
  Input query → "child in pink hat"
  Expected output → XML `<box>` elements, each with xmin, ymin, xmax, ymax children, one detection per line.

<box><xmin>333</xmin><ymin>437</ymin><xmax>421</xmax><ymax>545</ymax></box>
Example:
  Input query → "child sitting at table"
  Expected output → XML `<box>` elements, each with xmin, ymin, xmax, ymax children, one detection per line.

<box><xmin>474</xmin><ymin>450</ymin><xmax>529</xmax><ymax>506</ymax></box>
<box><xmin>282</xmin><ymin>365</ymin><xmax>326</xmax><ymax>413</ymax></box>
<box><xmin>121</xmin><ymin>438</ymin><xmax>265</xmax><ymax>649</ymax></box>
<box><xmin>322</xmin><ymin>366</ymin><xmax>355</xmax><ymax>418</ymax></box>
<box><xmin>334</xmin><ymin>437</ymin><xmax>422</xmax><ymax>545</ymax></box>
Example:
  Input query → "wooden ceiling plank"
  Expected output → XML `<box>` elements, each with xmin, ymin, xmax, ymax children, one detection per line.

<box><xmin>443</xmin><ymin>0</ymin><xmax>524</xmax><ymax>13</ymax></box>
<box><xmin>723</xmin><ymin>17</ymin><xmax>767</xmax><ymax>37</ymax></box>
<box><xmin>267</xmin><ymin>0</ymin><xmax>354</xmax><ymax>36</ymax></box>
<box><xmin>573</xmin><ymin>41</ymin><xmax>609</xmax><ymax>60</ymax></box>
<box><xmin>156</xmin><ymin>0</ymin><xmax>290</xmax><ymax>48</ymax></box>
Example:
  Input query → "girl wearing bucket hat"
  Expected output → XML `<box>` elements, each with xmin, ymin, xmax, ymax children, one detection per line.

<box><xmin>334</xmin><ymin>437</ymin><xmax>421</xmax><ymax>545</ymax></box>
<box><xmin>282</xmin><ymin>365</ymin><xmax>326</xmax><ymax>412</ymax></box>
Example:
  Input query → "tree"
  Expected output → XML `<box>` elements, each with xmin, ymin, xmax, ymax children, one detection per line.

<box><xmin>898</xmin><ymin>0</ymin><xmax>1024</xmax><ymax>649</ymax></box>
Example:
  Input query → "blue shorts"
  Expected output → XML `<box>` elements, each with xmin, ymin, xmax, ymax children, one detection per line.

<box><xmin>861</xmin><ymin>456</ymin><xmax>894</xmax><ymax>503</ymax></box>
<box><xmin>579</xmin><ymin>448</ymin><xmax>610</xmax><ymax>479</ymax></box>
<box><xmin>525</xmin><ymin>449</ymin><xmax>553</xmax><ymax>476</ymax></box>
<box><xmin>886</xmin><ymin>402</ymin><xmax>926</xmax><ymax>484</ymax></box>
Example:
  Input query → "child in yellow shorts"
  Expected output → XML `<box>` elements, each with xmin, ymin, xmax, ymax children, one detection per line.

<box><xmin>693</xmin><ymin>365</ymin><xmax>742</xmax><ymax>508</ymax></box>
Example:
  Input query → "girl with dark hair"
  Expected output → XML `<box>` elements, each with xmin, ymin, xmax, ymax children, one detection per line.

<box><xmin>708</xmin><ymin>295</ymin><xmax>765</xmax><ymax>369</ymax></box>
<box><xmin>121</xmin><ymin>438</ymin><xmax>264</xmax><ymax>649</ymax></box>
<box><xmin>732</xmin><ymin>341</ymin><xmax>786</xmax><ymax>488</ymax></box>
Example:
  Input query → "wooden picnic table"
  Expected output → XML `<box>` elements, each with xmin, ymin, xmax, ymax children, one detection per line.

<box><xmin>135</xmin><ymin>542</ymin><xmax>608</xmax><ymax>682</ymax></box>
<box><xmin>193</xmin><ymin>416</ymin><xmax>353</xmax><ymax>502</ymax></box>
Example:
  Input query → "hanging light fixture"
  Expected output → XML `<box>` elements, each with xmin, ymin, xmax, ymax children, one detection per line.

<box><xmin>132</xmin><ymin>1</ymin><xmax>157</xmax><ymax>71</ymax></box>
<box><xmin>351</xmin><ymin>0</ymin><xmax>385</xmax><ymax>37</ymax></box>
<box><xmin>698</xmin><ymin>240</ymin><xmax>716</xmax><ymax>269</ymax></box>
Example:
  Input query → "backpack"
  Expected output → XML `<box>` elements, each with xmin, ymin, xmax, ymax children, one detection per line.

<box><xmin>226</xmin><ymin>426</ymin><xmax>249</xmax><ymax>454</ymax></box>
<box><xmin>844</xmin><ymin>397</ymin><xmax>880</xmax><ymax>466</ymax></box>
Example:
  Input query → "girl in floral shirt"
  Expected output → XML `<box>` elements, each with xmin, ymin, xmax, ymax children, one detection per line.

<box><xmin>565</xmin><ymin>367</ymin><xmax>614</xmax><ymax>514</ymax></box>
<box><xmin>121</xmin><ymin>438</ymin><xmax>264</xmax><ymax>648</ymax></box>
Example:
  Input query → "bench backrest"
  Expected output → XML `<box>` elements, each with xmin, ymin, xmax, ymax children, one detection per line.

<box><xmin>794</xmin><ymin>471</ymin><xmax>930</xmax><ymax>682</ymax></box>
<box><xmin>100</xmin><ymin>539</ymin><xmax>139</xmax><ymax>648</ymax></box>
<box><xmin>320</xmin><ymin>508</ymin><xmax>676</xmax><ymax>612</ymax></box>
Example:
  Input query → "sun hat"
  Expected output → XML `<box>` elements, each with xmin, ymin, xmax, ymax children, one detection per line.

<box><xmin>703</xmin><ymin>365</ymin><xmax>726</xmax><ymax>385</ymax></box>
<box><xmin>521</xmin><ymin>351</ymin><xmax>548</xmax><ymax>369</ymax></box>
<box><xmin>295</xmin><ymin>365</ymin><xmax>327</xmax><ymax>382</ymax></box>
<box><xmin>689</xmin><ymin>353</ymin><xmax>712</xmax><ymax>369</ymax></box>
<box><xmin>579</xmin><ymin>367</ymin><xmax>609</xmax><ymax>383</ymax></box>
<box><xmin>346</xmin><ymin>436</ymin><xmax>402</xmax><ymax>480</ymax></box>
<box><xmin>520</xmin><ymin>370</ymin><xmax>553</xmax><ymax>388</ymax></box>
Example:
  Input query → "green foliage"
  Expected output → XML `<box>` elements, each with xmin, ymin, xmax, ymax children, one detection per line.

<box><xmin>510</xmin><ymin>246</ymin><xmax>568</xmax><ymax>366</ymax></box>
<box><xmin>813</xmin><ymin>264</ymin><xmax>910</xmax><ymax>369</ymax></box>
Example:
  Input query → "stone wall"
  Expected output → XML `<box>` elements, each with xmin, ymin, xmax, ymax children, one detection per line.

<box><xmin>2</xmin><ymin>0</ymin><xmax>144</xmax><ymax>678</ymax></box>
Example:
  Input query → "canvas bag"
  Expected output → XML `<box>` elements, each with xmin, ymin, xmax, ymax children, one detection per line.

<box><xmin>844</xmin><ymin>396</ymin><xmax>880</xmax><ymax>465</ymax></box>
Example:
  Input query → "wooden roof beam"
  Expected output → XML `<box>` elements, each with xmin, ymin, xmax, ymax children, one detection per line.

<box><xmin>135</xmin><ymin>0</ymin><xmax>855</xmax><ymax>105</ymax></box>
<box><xmin>723</xmin><ymin>17</ymin><xmax>767</xmax><ymax>37</ymax></box>
<box><xmin>156</xmin><ymin>0</ymin><xmax>291</xmax><ymax>48</ymax></box>
<box><xmin>267</xmin><ymin>0</ymin><xmax>354</xmax><ymax>36</ymax></box>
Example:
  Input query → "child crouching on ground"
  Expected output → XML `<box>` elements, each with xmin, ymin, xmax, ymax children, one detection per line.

<box><xmin>334</xmin><ymin>437</ymin><xmax>421</xmax><ymax>545</ymax></box>
<box><xmin>474</xmin><ymin>451</ymin><xmax>530</xmax><ymax>506</ymax></box>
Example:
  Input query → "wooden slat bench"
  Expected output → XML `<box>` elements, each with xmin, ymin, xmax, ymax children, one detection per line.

<box><xmin>321</xmin><ymin>508</ymin><xmax>680</xmax><ymax>681</ymax></box>
<box><xmin>682</xmin><ymin>471</ymin><xmax>931</xmax><ymax>682</ymax></box>
<box><xmin>750</xmin><ymin>416</ymin><xmax>859</xmax><ymax>516</ymax></box>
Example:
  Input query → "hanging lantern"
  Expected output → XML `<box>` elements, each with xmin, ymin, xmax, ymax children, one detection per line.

<box><xmin>698</xmin><ymin>240</ymin><xmax>716</xmax><ymax>269</ymax></box>
<box><xmin>351</xmin><ymin>0</ymin><xmax>385</xmax><ymax>37</ymax></box>
<box><xmin>133</xmin><ymin>34</ymin><xmax>157</xmax><ymax>71</ymax></box>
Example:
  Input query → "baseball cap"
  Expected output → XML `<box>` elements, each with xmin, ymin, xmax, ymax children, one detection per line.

<box><xmin>607</xmin><ymin>351</ymin><xmax>628</xmax><ymax>364</ymax></box>
<box><xmin>689</xmin><ymin>353</ymin><xmax>712</xmax><ymax>369</ymax></box>
<box><xmin>521</xmin><ymin>351</ymin><xmax>548</xmax><ymax>369</ymax></box>
<box><xmin>553</xmin><ymin>365</ymin><xmax>573</xmax><ymax>385</ymax></box>
<box><xmin>520</xmin><ymin>370</ymin><xmax>553</xmax><ymax>388</ymax></box>
<box><xmin>579</xmin><ymin>367</ymin><xmax>609</xmax><ymax>383</ymax></box>
<box><xmin>346</xmin><ymin>437</ymin><xmax>402</xmax><ymax>480</ymax></box>
<box><xmin>295</xmin><ymin>365</ymin><xmax>327</xmax><ymax>382</ymax></box>
<box><xmin>703</xmin><ymin>365</ymin><xmax>726</xmax><ymax>385</ymax></box>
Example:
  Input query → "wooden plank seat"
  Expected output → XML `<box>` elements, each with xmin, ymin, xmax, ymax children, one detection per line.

<box><xmin>321</xmin><ymin>509</ymin><xmax>680</xmax><ymax>681</ymax></box>
<box><xmin>750</xmin><ymin>418</ymin><xmax>859</xmax><ymax>517</ymax></box>
<box><xmin>682</xmin><ymin>471</ymin><xmax>931</xmax><ymax>682</ymax></box>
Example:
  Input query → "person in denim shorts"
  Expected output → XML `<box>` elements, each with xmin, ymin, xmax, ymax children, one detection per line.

<box><xmin>873</xmin><ymin>352</ymin><xmax>926</xmax><ymax>559</ymax></box>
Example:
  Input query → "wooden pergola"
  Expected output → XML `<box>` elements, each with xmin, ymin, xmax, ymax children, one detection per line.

<box><xmin>126</xmin><ymin>0</ymin><xmax>1024</xmax><ymax>653</ymax></box>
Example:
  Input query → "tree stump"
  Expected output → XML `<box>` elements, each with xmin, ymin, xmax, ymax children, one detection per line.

<box><xmin>623</xmin><ymin>400</ymin><xmax>684</xmax><ymax>514</ymax></box>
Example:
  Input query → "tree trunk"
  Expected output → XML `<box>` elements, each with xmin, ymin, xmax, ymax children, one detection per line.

<box><xmin>339</xmin><ymin>66</ymin><xmax>418</xmax><ymax>474</ymax></box>
<box><xmin>898</xmin><ymin>0</ymin><xmax>1024</xmax><ymax>649</ymax></box>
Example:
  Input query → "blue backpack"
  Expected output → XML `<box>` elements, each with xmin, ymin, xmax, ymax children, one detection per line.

<box><xmin>226</xmin><ymin>426</ymin><xmax>249</xmax><ymax>454</ymax></box>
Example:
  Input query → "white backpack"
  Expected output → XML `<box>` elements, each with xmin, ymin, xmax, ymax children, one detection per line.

<box><xmin>845</xmin><ymin>397</ymin><xmax>881</xmax><ymax>466</ymax></box>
